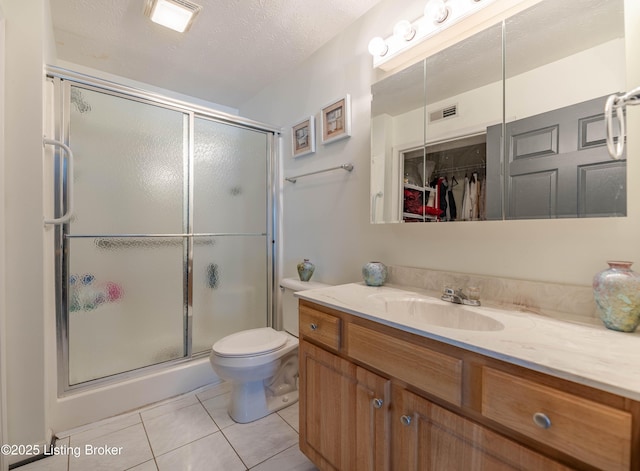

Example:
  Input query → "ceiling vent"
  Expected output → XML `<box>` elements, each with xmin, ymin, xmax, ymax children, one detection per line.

<box><xmin>144</xmin><ymin>0</ymin><xmax>202</xmax><ymax>33</ymax></box>
<box><xmin>429</xmin><ymin>104</ymin><xmax>458</xmax><ymax>123</ymax></box>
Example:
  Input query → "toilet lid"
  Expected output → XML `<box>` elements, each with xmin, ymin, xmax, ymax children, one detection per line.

<box><xmin>212</xmin><ymin>327</ymin><xmax>288</xmax><ymax>357</ymax></box>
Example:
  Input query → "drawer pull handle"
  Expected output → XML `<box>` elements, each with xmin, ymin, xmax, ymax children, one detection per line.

<box><xmin>533</xmin><ymin>412</ymin><xmax>552</xmax><ymax>429</ymax></box>
<box><xmin>400</xmin><ymin>415</ymin><xmax>412</xmax><ymax>426</ymax></box>
<box><xmin>373</xmin><ymin>398</ymin><xmax>383</xmax><ymax>409</ymax></box>
<box><xmin>310</xmin><ymin>323</ymin><xmax>318</xmax><ymax>331</ymax></box>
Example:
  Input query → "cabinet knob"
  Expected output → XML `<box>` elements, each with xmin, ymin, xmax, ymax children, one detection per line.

<box><xmin>532</xmin><ymin>412</ymin><xmax>552</xmax><ymax>429</ymax></box>
<box><xmin>372</xmin><ymin>398</ymin><xmax>383</xmax><ymax>409</ymax></box>
<box><xmin>310</xmin><ymin>323</ymin><xmax>318</xmax><ymax>331</ymax></box>
<box><xmin>400</xmin><ymin>415</ymin><xmax>412</xmax><ymax>426</ymax></box>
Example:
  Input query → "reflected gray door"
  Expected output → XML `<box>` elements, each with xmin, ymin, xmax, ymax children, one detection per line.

<box><xmin>505</xmin><ymin>95</ymin><xmax>626</xmax><ymax>219</ymax></box>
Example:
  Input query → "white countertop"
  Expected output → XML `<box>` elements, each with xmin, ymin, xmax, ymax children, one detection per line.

<box><xmin>295</xmin><ymin>282</ymin><xmax>640</xmax><ymax>401</ymax></box>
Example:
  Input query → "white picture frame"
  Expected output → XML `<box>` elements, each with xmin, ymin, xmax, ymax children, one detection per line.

<box><xmin>321</xmin><ymin>94</ymin><xmax>351</xmax><ymax>144</ymax></box>
<box><xmin>291</xmin><ymin>116</ymin><xmax>316</xmax><ymax>158</ymax></box>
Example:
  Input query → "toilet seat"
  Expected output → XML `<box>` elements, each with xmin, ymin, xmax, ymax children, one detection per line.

<box><xmin>212</xmin><ymin>327</ymin><xmax>287</xmax><ymax>358</ymax></box>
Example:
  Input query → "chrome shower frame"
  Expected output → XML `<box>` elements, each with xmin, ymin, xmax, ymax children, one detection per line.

<box><xmin>46</xmin><ymin>66</ymin><xmax>281</xmax><ymax>395</ymax></box>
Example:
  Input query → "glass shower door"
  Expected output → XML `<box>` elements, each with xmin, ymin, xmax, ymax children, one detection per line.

<box><xmin>65</xmin><ymin>85</ymin><xmax>187</xmax><ymax>385</ymax></box>
<box><xmin>191</xmin><ymin>117</ymin><xmax>270</xmax><ymax>354</ymax></box>
<box><xmin>54</xmin><ymin>76</ymin><xmax>276</xmax><ymax>391</ymax></box>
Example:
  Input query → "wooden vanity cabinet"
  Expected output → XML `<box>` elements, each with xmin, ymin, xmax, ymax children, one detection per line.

<box><xmin>297</xmin><ymin>300</ymin><xmax>638</xmax><ymax>471</ymax></box>
<box><xmin>299</xmin><ymin>339</ymin><xmax>391</xmax><ymax>471</ymax></box>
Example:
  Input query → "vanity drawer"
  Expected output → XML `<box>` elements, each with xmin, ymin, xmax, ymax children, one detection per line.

<box><xmin>346</xmin><ymin>323</ymin><xmax>462</xmax><ymax>406</ymax></box>
<box><xmin>481</xmin><ymin>367</ymin><xmax>632</xmax><ymax>471</ymax></box>
<box><xmin>299</xmin><ymin>306</ymin><xmax>341</xmax><ymax>351</ymax></box>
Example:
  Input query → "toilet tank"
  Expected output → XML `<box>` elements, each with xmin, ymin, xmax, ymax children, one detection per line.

<box><xmin>280</xmin><ymin>278</ymin><xmax>331</xmax><ymax>337</ymax></box>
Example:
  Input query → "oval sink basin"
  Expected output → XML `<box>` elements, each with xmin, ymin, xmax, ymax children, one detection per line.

<box><xmin>373</xmin><ymin>296</ymin><xmax>504</xmax><ymax>332</ymax></box>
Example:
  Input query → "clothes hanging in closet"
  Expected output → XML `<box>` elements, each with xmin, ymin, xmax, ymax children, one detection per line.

<box><xmin>478</xmin><ymin>177</ymin><xmax>486</xmax><ymax>221</ymax></box>
<box><xmin>446</xmin><ymin>185</ymin><xmax>457</xmax><ymax>221</ymax></box>
<box><xmin>437</xmin><ymin>177</ymin><xmax>447</xmax><ymax>220</ymax></box>
<box><xmin>469</xmin><ymin>172</ymin><xmax>479</xmax><ymax>220</ymax></box>
<box><xmin>461</xmin><ymin>176</ymin><xmax>471</xmax><ymax>221</ymax></box>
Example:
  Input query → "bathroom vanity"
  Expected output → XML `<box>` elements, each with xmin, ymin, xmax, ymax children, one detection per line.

<box><xmin>296</xmin><ymin>283</ymin><xmax>640</xmax><ymax>471</ymax></box>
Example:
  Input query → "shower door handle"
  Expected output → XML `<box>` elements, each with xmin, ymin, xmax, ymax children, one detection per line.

<box><xmin>43</xmin><ymin>137</ymin><xmax>75</xmax><ymax>225</ymax></box>
<box><xmin>371</xmin><ymin>191</ymin><xmax>383</xmax><ymax>223</ymax></box>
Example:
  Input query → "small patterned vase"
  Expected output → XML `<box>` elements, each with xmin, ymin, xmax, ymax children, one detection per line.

<box><xmin>297</xmin><ymin>259</ymin><xmax>315</xmax><ymax>282</ymax></box>
<box><xmin>362</xmin><ymin>262</ymin><xmax>388</xmax><ymax>287</ymax></box>
<box><xmin>593</xmin><ymin>261</ymin><xmax>640</xmax><ymax>332</ymax></box>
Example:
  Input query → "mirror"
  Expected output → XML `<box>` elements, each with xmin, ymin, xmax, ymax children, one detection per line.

<box><xmin>371</xmin><ymin>59</ymin><xmax>425</xmax><ymax>223</ymax></box>
<box><xmin>504</xmin><ymin>0</ymin><xmax>626</xmax><ymax>219</ymax></box>
<box><xmin>371</xmin><ymin>0</ymin><xmax>626</xmax><ymax>223</ymax></box>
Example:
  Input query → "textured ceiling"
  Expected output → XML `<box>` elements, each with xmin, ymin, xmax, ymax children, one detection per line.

<box><xmin>49</xmin><ymin>0</ymin><xmax>384</xmax><ymax>109</ymax></box>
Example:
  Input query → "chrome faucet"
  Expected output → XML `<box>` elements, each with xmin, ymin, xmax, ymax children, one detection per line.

<box><xmin>441</xmin><ymin>287</ymin><xmax>481</xmax><ymax>306</ymax></box>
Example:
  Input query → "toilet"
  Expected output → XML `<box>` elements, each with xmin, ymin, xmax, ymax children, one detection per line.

<box><xmin>209</xmin><ymin>277</ymin><xmax>330</xmax><ymax>423</ymax></box>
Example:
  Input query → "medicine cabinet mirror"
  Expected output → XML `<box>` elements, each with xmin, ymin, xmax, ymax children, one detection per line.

<box><xmin>370</xmin><ymin>0</ymin><xmax>626</xmax><ymax>223</ymax></box>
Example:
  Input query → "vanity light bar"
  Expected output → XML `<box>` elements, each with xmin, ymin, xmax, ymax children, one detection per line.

<box><xmin>369</xmin><ymin>0</ymin><xmax>539</xmax><ymax>71</ymax></box>
<box><xmin>369</xmin><ymin>0</ymin><xmax>497</xmax><ymax>70</ymax></box>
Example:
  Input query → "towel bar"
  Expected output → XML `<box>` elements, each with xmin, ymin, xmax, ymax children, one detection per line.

<box><xmin>285</xmin><ymin>163</ymin><xmax>354</xmax><ymax>183</ymax></box>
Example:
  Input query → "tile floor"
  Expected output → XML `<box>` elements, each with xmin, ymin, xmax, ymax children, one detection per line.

<box><xmin>17</xmin><ymin>382</ymin><xmax>318</xmax><ymax>471</ymax></box>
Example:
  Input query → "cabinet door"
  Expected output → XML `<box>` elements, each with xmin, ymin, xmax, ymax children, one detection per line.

<box><xmin>356</xmin><ymin>367</ymin><xmax>391</xmax><ymax>471</ymax></box>
<box><xmin>299</xmin><ymin>339</ymin><xmax>357</xmax><ymax>470</ymax></box>
<box><xmin>392</xmin><ymin>385</ymin><xmax>574</xmax><ymax>471</ymax></box>
<box><xmin>299</xmin><ymin>340</ymin><xmax>391</xmax><ymax>471</ymax></box>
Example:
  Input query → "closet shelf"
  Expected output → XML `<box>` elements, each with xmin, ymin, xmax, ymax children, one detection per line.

<box><xmin>404</xmin><ymin>183</ymin><xmax>436</xmax><ymax>192</ymax></box>
<box><xmin>403</xmin><ymin>212</ymin><xmax>437</xmax><ymax>221</ymax></box>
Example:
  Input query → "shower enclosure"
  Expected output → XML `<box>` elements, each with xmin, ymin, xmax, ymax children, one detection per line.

<box><xmin>46</xmin><ymin>68</ymin><xmax>279</xmax><ymax>394</ymax></box>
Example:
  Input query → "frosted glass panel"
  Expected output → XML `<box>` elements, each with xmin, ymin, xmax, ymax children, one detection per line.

<box><xmin>194</xmin><ymin>118</ymin><xmax>268</xmax><ymax>234</ymax></box>
<box><xmin>69</xmin><ymin>86</ymin><xmax>186</xmax><ymax>234</ymax></box>
<box><xmin>191</xmin><ymin>236</ymin><xmax>268</xmax><ymax>354</ymax></box>
<box><xmin>68</xmin><ymin>237</ymin><xmax>185</xmax><ymax>385</ymax></box>
<box><xmin>54</xmin><ymin>78</ymin><xmax>274</xmax><ymax>391</ymax></box>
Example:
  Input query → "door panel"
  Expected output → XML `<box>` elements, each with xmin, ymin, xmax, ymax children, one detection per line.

<box><xmin>505</xmin><ymin>95</ymin><xmax>626</xmax><ymax>218</ymax></box>
<box><xmin>578</xmin><ymin>161</ymin><xmax>626</xmax><ymax>217</ymax></box>
<box><xmin>68</xmin><ymin>86</ymin><xmax>186</xmax><ymax>235</ymax></box>
<box><xmin>67</xmin><ymin>237</ymin><xmax>185</xmax><ymax>385</ymax></box>
<box><xmin>194</xmin><ymin>117</ymin><xmax>268</xmax><ymax>234</ymax></box>
<box><xmin>191</xmin><ymin>235</ymin><xmax>268</xmax><ymax>354</ymax></box>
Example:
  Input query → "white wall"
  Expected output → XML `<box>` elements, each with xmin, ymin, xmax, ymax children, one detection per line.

<box><xmin>505</xmin><ymin>39</ymin><xmax>626</xmax><ymax>121</ymax></box>
<box><xmin>0</xmin><ymin>5</ymin><xmax>7</xmax><ymax>471</ymax></box>
<box><xmin>240</xmin><ymin>0</ymin><xmax>640</xmax><ymax>288</ymax></box>
<box><xmin>0</xmin><ymin>0</ymin><xmax>49</xmax><ymax>457</ymax></box>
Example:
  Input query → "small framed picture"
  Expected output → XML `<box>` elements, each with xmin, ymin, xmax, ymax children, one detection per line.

<box><xmin>291</xmin><ymin>116</ymin><xmax>316</xmax><ymax>158</ymax></box>
<box><xmin>321</xmin><ymin>94</ymin><xmax>351</xmax><ymax>144</ymax></box>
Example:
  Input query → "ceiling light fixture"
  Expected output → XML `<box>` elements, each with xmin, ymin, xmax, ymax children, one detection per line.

<box><xmin>368</xmin><ymin>0</ymin><xmax>497</xmax><ymax>70</ymax></box>
<box><xmin>144</xmin><ymin>0</ymin><xmax>202</xmax><ymax>33</ymax></box>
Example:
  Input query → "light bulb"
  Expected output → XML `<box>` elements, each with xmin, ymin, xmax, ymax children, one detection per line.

<box><xmin>425</xmin><ymin>0</ymin><xmax>449</xmax><ymax>24</ymax></box>
<box><xmin>368</xmin><ymin>37</ymin><xmax>388</xmax><ymax>57</ymax></box>
<box><xmin>393</xmin><ymin>20</ymin><xmax>416</xmax><ymax>41</ymax></box>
